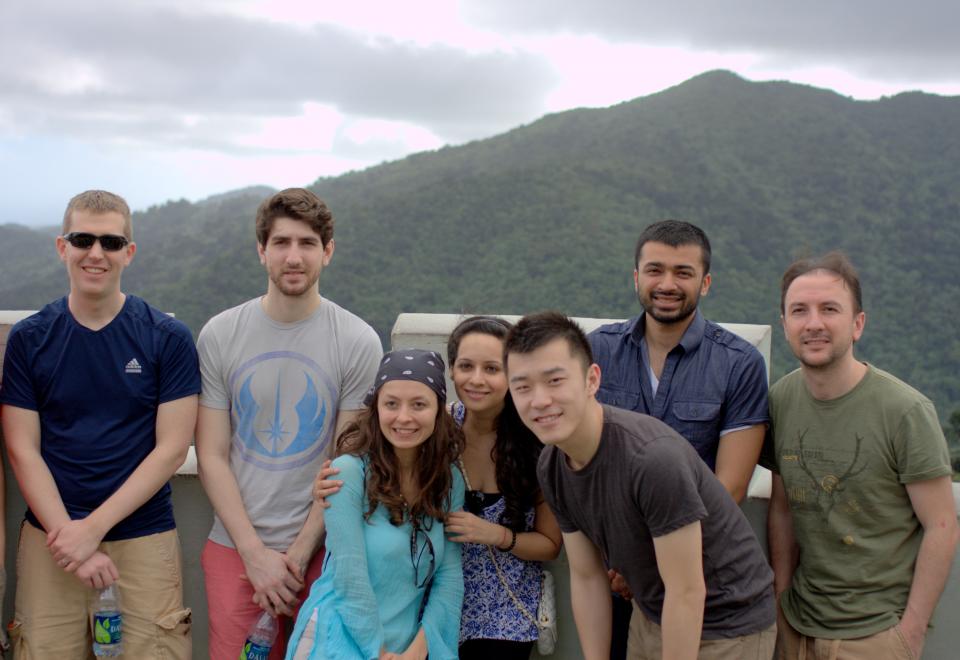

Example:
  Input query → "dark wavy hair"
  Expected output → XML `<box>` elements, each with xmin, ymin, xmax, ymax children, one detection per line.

<box><xmin>447</xmin><ymin>316</ymin><xmax>545</xmax><ymax>532</ymax></box>
<box><xmin>336</xmin><ymin>391</ymin><xmax>463</xmax><ymax>526</ymax></box>
<box><xmin>255</xmin><ymin>187</ymin><xmax>334</xmax><ymax>247</ymax></box>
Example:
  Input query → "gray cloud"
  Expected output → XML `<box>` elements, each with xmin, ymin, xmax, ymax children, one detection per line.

<box><xmin>0</xmin><ymin>1</ymin><xmax>557</xmax><ymax>149</ymax></box>
<box><xmin>463</xmin><ymin>0</ymin><xmax>960</xmax><ymax>83</ymax></box>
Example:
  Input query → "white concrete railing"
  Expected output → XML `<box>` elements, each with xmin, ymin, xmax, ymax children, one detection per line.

<box><xmin>0</xmin><ymin>311</ymin><xmax>36</xmax><ymax>324</ymax></box>
<box><xmin>393</xmin><ymin>312</ymin><xmax>777</xmax><ymax>499</ymax></box>
<box><xmin>390</xmin><ymin>312</ymin><xmax>960</xmax><ymax>509</ymax></box>
<box><xmin>2</xmin><ymin>309</ymin><xmax>958</xmax><ymax>508</ymax></box>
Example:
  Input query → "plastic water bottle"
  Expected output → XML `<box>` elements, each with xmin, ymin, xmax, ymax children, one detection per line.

<box><xmin>91</xmin><ymin>584</ymin><xmax>123</xmax><ymax>657</ymax></box>
<box><xmin>239</xmin><ymin>612</ymin><xmax>278</xmax><ymax>660</ymax></box>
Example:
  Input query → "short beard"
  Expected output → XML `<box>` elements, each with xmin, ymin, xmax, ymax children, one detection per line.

<box><xmin>270</xmin><ymin>272</ymin><xmax>319</xmax><ymax>297</ymax></box>
<box><xmin>638</xmin><ymin>290</ymin><xmax>699</xmax><ymax>325</ymax></box>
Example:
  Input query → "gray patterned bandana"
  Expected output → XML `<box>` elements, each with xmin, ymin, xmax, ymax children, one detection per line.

<box><xmin>363</xmin><ymin>349</ymin><xmax>447</xmax><ymax>406</ymax></box>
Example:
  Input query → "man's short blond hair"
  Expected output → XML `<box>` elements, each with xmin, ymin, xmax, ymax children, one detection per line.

<box><xmin>62</xmin><ymin>190</ymin><xmax>133</xmax><ymax>240</ymax></box>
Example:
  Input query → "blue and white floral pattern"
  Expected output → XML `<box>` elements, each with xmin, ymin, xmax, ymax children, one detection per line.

<box><xmin>452</xmin><ymin>401</ymin><xmax>543</xmax><ymax>643</ymax></box>
<box><xmin>459</xmin><ymin>495</ymin><xmax>542</xmax><ymax>642</ymax></box>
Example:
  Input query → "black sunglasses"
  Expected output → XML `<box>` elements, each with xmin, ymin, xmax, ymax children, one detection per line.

<box><xmin>62</xmin><ymin>232</ymin><xmax>129</xmax><ymax>251</ymax></box>
<box><xmin>410</xmin><ymin>521</ymin><xmax>436</xmax><ymax>589</ymax></box>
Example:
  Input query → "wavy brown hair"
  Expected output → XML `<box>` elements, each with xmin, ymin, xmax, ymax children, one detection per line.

<box><xmin>336</xmin><ymin>391</ymin><xmax>463</xmax><ymax>526</ymax></box>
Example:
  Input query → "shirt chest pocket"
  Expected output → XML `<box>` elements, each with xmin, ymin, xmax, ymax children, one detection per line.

<box><xmin>596</xmin><ymin>384</ymin><xmax>642</xmax><ymax>412</ymax></box>
<box><xmin>671</xmin><ymin>400</ymin><xmax>722</xmax><ymax>452</ymax></box>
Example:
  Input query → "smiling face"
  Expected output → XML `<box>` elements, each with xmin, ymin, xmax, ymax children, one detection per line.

<box><xmin>634</xmin><ymin>241</ymin><xmax>711</xmax><ymax>325</ymax></box>
<box><xmin>57</xmin><ymin>209</ymin><xmax>136</xmax><ymax>302</ymax></box>
<box><xmin>782</xmin><ymin>270</ymin><xmax>865</xmax><ymax>372</ymax></box>
<box><xmin>258</xmin><ymin>217</ymin><xmax>334</xmax><ymax>298</ymax></box>
<box><xmin>451</xmin><ymin>332</ymin><xmax>509</xmax><ymax>417</ymax></box>
<box><xmin>507</xmin><ymin>337</ymin><xmax>600</xmax><ymax>448</ymax></box>
<box><xmin>377</xmin><ymin>380</ymin><xmax>439</xmax><ymax>459</ymax></box>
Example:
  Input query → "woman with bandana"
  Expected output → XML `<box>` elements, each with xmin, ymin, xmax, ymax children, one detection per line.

<box><xmin>286</xmin><ymin>349</ymin><xmax>465</xmax><ymax>660</ymax></box>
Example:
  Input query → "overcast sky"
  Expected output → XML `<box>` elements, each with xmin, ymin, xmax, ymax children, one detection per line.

<box><xmin>2</xmin><ymin>0</ymin><xmax>958</xmax><ymax>226</ymax></box>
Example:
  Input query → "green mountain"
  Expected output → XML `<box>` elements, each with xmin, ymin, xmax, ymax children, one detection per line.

<box><xmin>1</xmin><ymin>70</ymin><xmax>958</xmax><ymax>419</ymax></box>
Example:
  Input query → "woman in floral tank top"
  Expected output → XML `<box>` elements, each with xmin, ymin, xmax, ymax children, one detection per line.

<box><xmin>443</xmin><ymin>317</ymin><xmax>562</xmax><ymax>660</ymax></box>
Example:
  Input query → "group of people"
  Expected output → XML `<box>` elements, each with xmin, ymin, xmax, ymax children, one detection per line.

<box><xmin>0</xmin><ymin>187</ymin><xmax>955</xmax><ymax>660</ymax></box>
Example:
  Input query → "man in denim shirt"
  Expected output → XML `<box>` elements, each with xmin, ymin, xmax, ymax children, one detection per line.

<box><xmin>588</xmin><ymin>220</ymin><xmax>769</xmax><ymax>659</ymax></box>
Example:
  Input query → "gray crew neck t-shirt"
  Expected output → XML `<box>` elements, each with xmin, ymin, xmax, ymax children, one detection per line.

<box><xmin>198</xmin><ymin>297</ymin><xmax>382</xmax><ymax>550</ymax></box>
<box><xmin>537</xmin><ymin>404</ymin><xmax>775</xmax><ymax>639</ymax></box>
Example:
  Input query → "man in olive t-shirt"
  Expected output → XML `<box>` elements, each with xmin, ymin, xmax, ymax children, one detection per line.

<box><xmin>765</xmin><ymin>252</ymin><xmax>958</xmax><ymax>659</ymax></box>
<box><xmin>505</xmin><ymin>312</ymin><xmax>776</xmax><ymax>660</ymax></box>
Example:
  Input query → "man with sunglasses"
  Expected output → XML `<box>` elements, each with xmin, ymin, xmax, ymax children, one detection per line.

<box><xmin>195</xmin><ymin>188</ymin><xmax>381</xmax><ymax>659</ymax></box>
<box><xmin>1</xmin><ymin>190</ymin><xmax>200</xmax><ymax>657</ymax></box>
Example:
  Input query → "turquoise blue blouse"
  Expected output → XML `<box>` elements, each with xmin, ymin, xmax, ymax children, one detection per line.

<box><xmin>286</xmin><ymin>453</ymin><xmax>465</xmax><ymax>660</ymax></box>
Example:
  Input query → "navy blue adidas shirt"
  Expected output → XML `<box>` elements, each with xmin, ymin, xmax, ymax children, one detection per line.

<box><xmin>0</xmin><ymin>295</ymin><xmax>201</xmax><ymax>540</ymax></box>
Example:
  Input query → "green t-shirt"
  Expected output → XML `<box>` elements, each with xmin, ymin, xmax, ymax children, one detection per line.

<box><xmin>769</xmin><ymin>364</ymin><xmax>951</xmax><ymax>639</ymax></box>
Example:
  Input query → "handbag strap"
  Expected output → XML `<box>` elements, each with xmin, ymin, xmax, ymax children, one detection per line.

<box><xmin>457</xmin><ymin>457</ymin><xmax>473</xmax><ymax>491</ymax></box>
<box><xmin>487</xmin><ymin>545</ymin><xmax>542</xmax><ymax>629</ymax></box>
<box><xmin>457</xmin><ymin>460</ymin><xmax>545</xmax><ymax>630</ymax></box>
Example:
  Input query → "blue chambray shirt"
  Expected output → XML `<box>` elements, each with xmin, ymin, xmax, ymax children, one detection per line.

<box><xmin>588</xmin><ymin>310</ymin><xmax>769</xmax><ymax>471</ymax></box>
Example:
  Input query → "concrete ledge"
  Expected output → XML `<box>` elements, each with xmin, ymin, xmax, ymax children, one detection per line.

<box><xmin>3</xmin><ymin>310</ymin><xmax>958</xmax><ymax>659</ymax></box>
<box><xmin>391</xmin><ymin>312</ymin><xmax>772</xmax><ymax>382</ymax></box>
<box><xmin>0</xmin><ymin>311</ymin><xmax>34</xmax><ymax>324</ymax></box>
<box><xmin>178</xmin><ymin>445</ymin><xmax>199</xmax><ymax>476</ymax></box>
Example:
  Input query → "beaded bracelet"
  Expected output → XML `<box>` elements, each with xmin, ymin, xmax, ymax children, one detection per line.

<box><xmin>498</xmin><ymin>528</ymin><xmax>517</xmax><ymax>553</ymax></box>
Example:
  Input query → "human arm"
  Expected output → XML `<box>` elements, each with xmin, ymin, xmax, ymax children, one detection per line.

<box><xmin>380</xmin><ymin>630</ymin><xmax>427</xmax><ymax>660</ymax></box>
<box><xmin>445</xmin><ymin>496</ymin><xmax>562</xmax><ymax>561</ymax></box>
<box><xmin>767</xmin><ymin>473</ymin><xmax>798</xmax><ymax>598</ymax></box>
<box><xmin>313</xmin><ymin>459</ymin><xmax>342</xmax><ymax>504</ymax></box>
<box><xmin>0</xmin><ymin>443</ymin><xmax>5</xmax><ymax>569</ymax></box>
<box><xmin>311</xmin><ymin>406</ymin><xmax>363</xmax><ymax>502</ymax></box>
<box><xmin>0</xmin><ymin>443</ymin><xmax>4</xmax><ymax>652</ymax></box>
<box><xmin>563</xmin><ymin>530</ymin><xmax>613</xmax><ymax>660</ymax></box>
<box><xmin>379</xmin><ymin>620</ymin><xmax>427</xmax><ymax>660</ymax></box>
<box><xmin>47</xmin><ymin>394</ymin><xmax>197</xmax><ymax>570</ymax></box>
<box><xmin>897</xmin><ymin>476</ymin><xmax>960</xmax><ymax>658</ymax></box>
<box><xmin>2</xmin><ymin>405</ymin><xmax>73</xmax><ymax>538</ymax></box>
<box><xmin>380</xmin><ymin>633</ymin><xmax>427</xmax><ymax>660</ymax></box>
<box><xmin>286</xmin><ymin>408</ymin><xmax>364</xmax><ymax>579</ymax></box>
<box><xmin>74</xmin><ymin>551</ymin><xmax>120</xmax><ymax>590</ymax></box>
<box><xmin>714</xmin><ymin>424</ymin><xmax>765</xmax><ymax>503</ymax></box>
<box><xmin>717</xmin><ymin>344</ymin><xmax>769</xmax><ymax>503</ymax></box>
<box><xmin>195</xmin><ymin>404</ymin><xmax>302</xmax><ymax>616</ymax></box>
<box><xmin>325</xmin><ymin>455</ymin><xmax>386</xmax><ymax>659</ymax></box>
<box><xmin>652</xmin><ymin>521</ymin><xmax>705</xmax><ymax>660</ymax></box>
<box><xmin>608</xmin><ymin>570</ymin><xmax>633</xmax><ymax>600</ymax></box>
<box><xmin>2</xmin><ymin>405</ymin><xmax>122</xmax><ymax>589</ymax></box>
<box><xmin>415</xmin><ymin>471</ymin><xmax>464</xmax><ymax>659</ymax></box>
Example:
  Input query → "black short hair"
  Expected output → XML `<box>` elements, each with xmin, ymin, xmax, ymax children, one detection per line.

<box><xmin>504</xmin><ymin>311</ymin><xmax>593</xmax><ymax>371</ymax></box>
<box><xmin>634</xmin><ymin>220</ymin><xmax>711</xmax><ymax>274</ymax></box>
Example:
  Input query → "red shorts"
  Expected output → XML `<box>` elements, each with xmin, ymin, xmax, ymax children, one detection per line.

<box><xmin>201</xmin><ymin>539</ymin><xmax>324</xmax><ymax>660</ymax></box>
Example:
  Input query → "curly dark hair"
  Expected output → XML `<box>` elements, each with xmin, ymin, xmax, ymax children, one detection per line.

<box><xmin>336</xmin><ymin>391</ymin><xmax>463</xmax><ymax>526</ymax></box>
<box><xmin>255</xmin><ymin>187</ymin><xmax>334</xmax><ymax>247</ymax></box>
<box><xmin>447</xmin><ymin>316</ymin><xmax>545</xmax><ymax>532</ymax></box>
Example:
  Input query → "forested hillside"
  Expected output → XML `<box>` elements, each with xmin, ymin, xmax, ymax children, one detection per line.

<box><xmin>1</xmin><ymin>71</ymin><xmax>958</xmax><ymax>420</ymax></box>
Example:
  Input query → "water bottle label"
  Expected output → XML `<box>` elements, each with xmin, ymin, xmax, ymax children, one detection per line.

<box><xmin>93</xmin><ymin>613</ymin><xmax>122</xmax><ymax>645</ymax></box>
<box><xmin>239</xmin><ymin>640</ymin><xmax>270</xmax><ymax>660</ymax></box>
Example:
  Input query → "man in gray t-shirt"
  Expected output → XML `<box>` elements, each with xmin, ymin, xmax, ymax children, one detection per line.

<box><xmin>195</xmin><ymin>188</ymin><xmax>382</xmax><ymax>660</ymax></box>
<box><xmin>505</xmin><ymin>312</ymin><xmax>775</xmax><ymax>660</ymax></box>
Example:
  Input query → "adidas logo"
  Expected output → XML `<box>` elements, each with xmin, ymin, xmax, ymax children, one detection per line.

<box><xmin>125</xmin><ymin>358</ymin><xmax>142</xmax><ymax>374</ymax></box>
